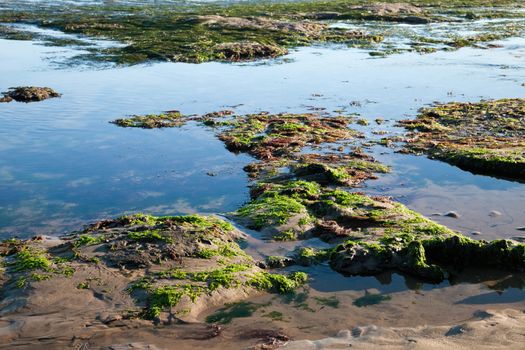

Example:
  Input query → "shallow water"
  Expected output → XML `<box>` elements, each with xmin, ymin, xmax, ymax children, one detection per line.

<box><xmin>1</xmin><ymin>35</ymin><xmax>525</xmax><ymax>239</ymax></box>
<box><xmin>1</xmin><ymin>22</ymin><xmax>525</xmax><ymax>346</ymax></box>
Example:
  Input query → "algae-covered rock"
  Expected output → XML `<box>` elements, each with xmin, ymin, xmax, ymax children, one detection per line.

<box><xmin>400</xmin><ymin>99</ymin><xmax>525</xmax><ymax>180</ymax></box>
<box><xmin>0</xmin><ymin>214</ymin><xmax>308</xmax><ymax>324</ymax></box>
<box><xmin>1</xmin><ymin>86</ymin><xmax>61</xmax><ymax>103</ymax></box>
<box><xmin>214</xmin><ymin>41</ymin><xmax>289</xmax><ymax>61</ymax></box>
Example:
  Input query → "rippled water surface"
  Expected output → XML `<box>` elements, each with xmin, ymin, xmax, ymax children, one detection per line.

<box><xmin>2</xmin><ymin>35</ymin><xmax>525</xmax><ymax>239</ymax></box>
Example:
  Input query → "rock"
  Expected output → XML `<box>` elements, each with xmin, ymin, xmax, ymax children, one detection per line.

<box><xmin>445</xmin><ymin>325</ymin><xmax>466</xmax><ymax>336</ymax></box>
<box><xmin>266</xmin><ymin>256</ymin><xmax>295</xmax><ymax>268</ymax></box>
<box><xmin>489</xmin><ymin>211</ymin><xmax>502</xmax><ymax>217</ymax></box>
<box><xmin>516</xmin><ymin>227</ymin><xmax>525</xmax><ymax>231</ymax></box>
<box><xmin>214</xmin><ymin>41</ymin><xmax>288</xmax><ymax>61</ymax></box>
<box><xmin>403</xmin><ymin>16</ymin><xmax>431</xmax><ymax>24</ymax></box>
<box><xmin>200</xmin><ymin>15</ymin><xmax>326</xmax><ymax>36</ymax></box>
<box><xmin>354</xmin><ymin>3</ymin><xmax>423</xmax><ymax>16</ymax></box>
<box><xmin>1</xmin><ymin>86</ymin><xmax>61</xmax><ymax>103</ymax></box>
<box><xmin>470</xmin><ymin>231</ymin><xmax>482</xmax><ymax>236</ymax></box>
<box><xmin>510</xmin><ymin>236</ymin><xmax>525</xmax><ymax>243</ymax></box>
<box><xmin>444</xmin><ymin>211</ymin><xmax>460</xmax><ymax>218</ymax></box>
<box><xmin>308</xmin><ymin>12</ymin><xmax>341</xmax><ymax>20</ymax></box>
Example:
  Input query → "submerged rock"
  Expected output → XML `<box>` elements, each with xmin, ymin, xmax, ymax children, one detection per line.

<box><xmin>1</xmin><ymin>86</ymin><xmax>61</xmax><ymax>103</ymax></box>
<box><xmin>444</xmin><ymin>211</ymin><xmax>460</xmax><ymax>218</ymax></box>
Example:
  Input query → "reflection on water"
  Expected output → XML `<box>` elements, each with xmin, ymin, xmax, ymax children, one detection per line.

<box><xmin>366</xmin><ymin>150</ymin><xmax>525</xmax><ymax>239</ymax></box>
<box><xmin>1</xmin><ymin>36</ymin><xmax>525</xmax><ymax>238</ymax></box>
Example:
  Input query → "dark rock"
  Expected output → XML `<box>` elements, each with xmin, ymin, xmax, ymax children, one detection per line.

<box><xmin>1</xmin><ymin>86</ymin><xmax>61</xmax><ymax>103</ymax></box>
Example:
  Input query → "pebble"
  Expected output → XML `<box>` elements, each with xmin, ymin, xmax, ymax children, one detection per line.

<box><xmin>489</xmin><ymin>210</ymin><xmax>502</xmax><ymax>217</ymax></box>
<box><xmin>445</xmin><ymin>325</ymin><xmax>466</xmax><ymax>336</ymax></box>
<box><xmin>470</xmin><ymin>231</ymin><xmax>482</xmax><ymax>236</ymax></box>
<box><xmin>516</xmin><ymin>227</ymin><xmax>525</xmax><ymax>231</ymax></box>
<box><xmin>444</xmin><ymin>211</ymin><xmax>460</xmax><ymax>218</ymax></box>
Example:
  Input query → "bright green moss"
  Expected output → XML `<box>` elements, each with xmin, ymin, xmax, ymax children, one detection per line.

<box><xmin>190</xmin><ymin>264</ymin><xmax>250</xmax><ymax>291</ymax></box>
<box><xmin>12</xmin><ymin>248</ymin><xmax>52</xmax><ymax>272</ymax></box>
<box><xmin>196</xmin><ymin>242</ymin><xmax>245</xmax><ymax>259</ymax></box>
<box><xmin>249</xmin><ymin>271</ymin><xmax>308</xmax><ymax>293</ymax></box>
<box><xmin>321</xmin><ymin>190</ymin><xmax>374</xmax><ymax>207</ymax></box>
<box><xmin>272</xmin><ymin>229</ymin><xmax>298</xmax><ymax>241</ymax></box>
<box><xmin>146</xmin><ymin>284</ymin><xmax>204</xmax><ymax>319</ymax></box>
<box><xmin>127</xmin><ymin>230</ymin><xmax>165</xmax><ymax>242</ymax></box>
<box><xmin>295</xmin><ymin>247</ymin><xmax>332</xmax><ymax>265</ymax></box>
<box><xmin>74</xmin><ymin>234</ymin><xmax>105</xmax><ymax>247</ymax></box>
<box><xmin>236</xmin><ymin>195</ymin><xmax>307</xmax><ymax>229</ymax></box>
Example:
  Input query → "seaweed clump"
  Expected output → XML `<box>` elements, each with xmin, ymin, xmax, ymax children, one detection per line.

<box><xmin>399</xmin><ymin>98</ymin><xmax>525</xmax><ymax>180</ymax></box>
<box><xmin>0</xmin><ymin>86</ymin><xmax>61</xmax><ymax>103</ymax></box>
<box><xmin>111</xmin><ymin>111</ymin><xmax>187</xmax><ymax>128</ymax></box>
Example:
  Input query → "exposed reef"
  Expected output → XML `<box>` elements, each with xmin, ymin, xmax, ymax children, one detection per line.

<box><xmin>399</xmin><ymin>98</ymin><xmax>525</xmax><ymax>180</ymax></box>
<box><xmin>0</xmin><ymin>0</ymin><xmax>523</xmax><ymax>65</ymax></box>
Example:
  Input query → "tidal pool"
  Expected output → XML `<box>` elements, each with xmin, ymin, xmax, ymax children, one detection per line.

<box><xmin>1</xmin><ymin>35</ymin><xmax>525</xmax><ymax>239</ymax></box>
<box><xmin>1</xmin><ymin>21</ymin><xmax>525</xmax><ymax>348</ymax></box>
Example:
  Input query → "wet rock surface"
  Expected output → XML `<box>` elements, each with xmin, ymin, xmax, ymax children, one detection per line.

<box><xmin>400</xmin><ymin>98</ymin><xmax>525</xmax><ymax>180</ymax></box>
<box><xmin>213</xmin><ymin>41</ymin><xmax>289</xmax><ymax>61</ymax></box>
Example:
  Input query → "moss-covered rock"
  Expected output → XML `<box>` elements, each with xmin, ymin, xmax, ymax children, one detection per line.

<box><xmin>400</xmin><ymin>99</ymin><xmax>525</xmax><ymax>180</ymax></box>
<box><xmin>0</xmin><ymin>214</ymin><xmax>309</xmax><ymax>323</ymax></box>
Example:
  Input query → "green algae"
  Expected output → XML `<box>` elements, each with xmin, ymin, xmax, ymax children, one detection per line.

<box><xmin>295</xmin><ymin>247</ymin><xmax>332</xmax><ymax>266</ymax></box>
<box><xmin>11</xmin><ymin>248</ymin><xmax>52</xmax><ymax>272</ymax></box>
<box><xmin>196</xmin><ymin>242</ymin><xmax>245</xmax><ymax>259</ymax></box>
<box><xmin>2</xmin><ymin>0</ymin><xmax>524</xmax><ymax>65</ymax></box>
<box><xmin>147</xmin><ymin>284</ymin><xmax>204</xmax><ymax>319</ymax></box>
<box><xmin>236</xmin><ymin>195</ymin><xmax>308</xmax><ymax>229</ymax></box>
<box><xmin>74</xmin><ymin>234</ymin><xmax>105</xmax><ymax>247</ymax></box>
<box><xmin>272</xmin><ymin>229</ymin><xmax>299</xmax><ymax>241</ymax></box>
<box><xmin>127</xmin><ymin>229</ymin><xmax>168</xmax><ymax>242</ymax></box>
<box><xmin>110</xmin><ymin>213</ymin><xmax>234</xmax><ymax>233</ymax></box>
<box><xmin>135</xmin><ymin>266</ymin><xmax>307</xmax><ymax>318</ymax></box>
<box><xmin>5</xmin><ymin>245</ymin><xmax>76</xmax><ymax>288</ymax></box>
<box><xmin>218</xmin><ymin>113</ymin><xmax>357</xmax><ymax>160</ymax></box>
<box><xmin>249</xmin><ymin>271</ymin><xmax>308</xmax><ymax>294</ymax></box>
<box><xmin>111</xmin><ymin>111</ymin><xmax>186</xmax><ymax>128</ymax></box>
